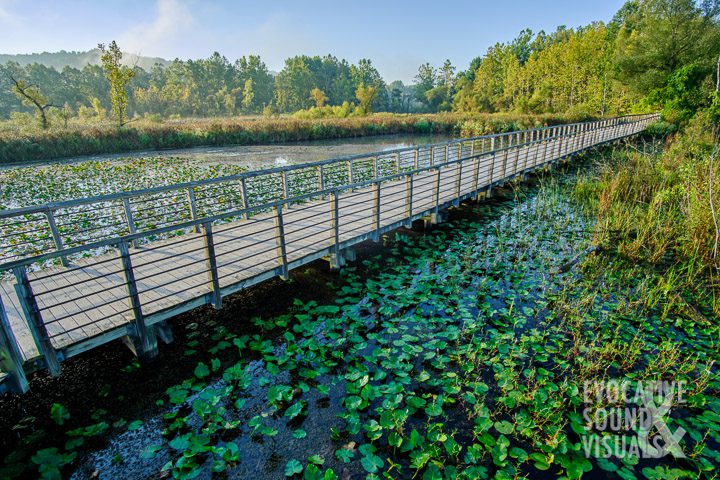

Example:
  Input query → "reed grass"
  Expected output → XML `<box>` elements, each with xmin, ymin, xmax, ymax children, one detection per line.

<box><xmin>0</xmin><ymin>112</ymin><xmax>592</xmax><ymax>164</ymax></box>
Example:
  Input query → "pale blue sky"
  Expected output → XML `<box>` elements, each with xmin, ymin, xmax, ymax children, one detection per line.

<box><xmin>0</xmin><ymin>0</ymin><xmax>627</xmax><ymax>82</ymax></box>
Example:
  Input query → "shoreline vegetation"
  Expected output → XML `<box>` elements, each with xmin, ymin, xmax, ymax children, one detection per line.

<box><xmin>0</xmin><ymin>112</ymin><xmax>596</xmax><ymax>165</ymax></box>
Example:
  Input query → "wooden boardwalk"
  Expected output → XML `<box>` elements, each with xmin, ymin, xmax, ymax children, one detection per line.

<box><xmin>0</xmin><ymin>114</ymin><xmax>658</xmax><ymax>392</ymax></box>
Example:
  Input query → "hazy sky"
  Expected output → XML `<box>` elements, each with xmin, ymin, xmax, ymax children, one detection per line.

<box><xmin>0</xmin><ymin>0</ymin><xmax>627</xmax><ymax>82</ymax></box>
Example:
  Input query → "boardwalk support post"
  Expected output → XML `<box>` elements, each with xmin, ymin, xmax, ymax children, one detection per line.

<box><xmin>0</xmin><ymin>296</ymin><xmax>29</xmax><ymax>393</ymax></box>
<box><xmin>117</xmin><ymin>240</ymin><xmax>158</xmax><ymax>359</ymax></box>
<box><xmin>13</xmin><ymin>266</ymin><xmax>61</xmax><ymax>376</ymax></box>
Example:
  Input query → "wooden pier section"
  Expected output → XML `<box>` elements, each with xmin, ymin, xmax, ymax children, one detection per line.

<box><xmin>0</xmin><ymin>114</ymin><xmax>658</xmax><ymax>392</ymax></box>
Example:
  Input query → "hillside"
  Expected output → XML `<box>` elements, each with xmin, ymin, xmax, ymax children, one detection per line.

<box><xmin>0</xmin><ymin>49</ymin><xmax>168</xmax><ymax>71</ymax></box>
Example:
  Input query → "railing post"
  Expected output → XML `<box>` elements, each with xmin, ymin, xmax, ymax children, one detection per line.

<box><xmin>347</xmin><ymin>160</ymin><xmax>354</xmax><ymax>185</ymax></box>
<box><xmin>13</xmin><ymin>266</ymin><xmax>61</xmax><ymax>376</ymax></box>
<box><xmin>273</xmin><ymin>206</ymin><xmax>289</xmax><ymax>280</ymax></box>
<box><xmin>318</xmin><ymin>165</ymin><xmax>325</xmax><ymax>192</ymax></box>
<box><xmin>118</xmin><ymin>239</ymin><xmax>157</xmax><ymax>359</ymax></box>
<box><xmin>430</xmin><ymin>145</ymin><xmax>435</xmax><ymax>167</ymax></box>
<box><xmin>413</xmin><ymin>149</ymin><xmax>419</xmax><ymax>170</ymax></box>
<box><xmin>502</xmin><ymin>145</ymin><xmax>509</xmax><ymax>180</ymax></box>
<box><xmin>472</xmin><ymin>152</ymin><xmax>481</xmax><ymax>194</ymax></box>
<box><xmin>395</xmin><ymin>152</ymin><xmax>401</xmax><ymax>174</ymax></box>
<box><xmin>281</xmin><ymin>171</ymin><xmax>290</xmax><ymax>205</ymax></box>
<box><xmin>372</xmin><ymin>182</ymin><xmax>381</xmax><ymax>241</ymax></box>
<box><xmin>433</xmin><ymin>168</ymin><xmax>441</xmax><ymax>214</ymax></box>
<box><xmin>240</xmin><ymin>177</ymin><xmax>249</xmax><ymax>219</ymax></box>
<box><xmin>186</xmin><ymin>187</ymin><xmax>200</xmax><ymax>233</ymax></box>
<box><xmin>330</xmin><ymin>190</ymin><xmax>341</xmax><ymax>266</ymax></box>
<box><xmin>121</xmin><ymin>198</ymin><xmax>135</xmax><ymax>233</ymax></box>
<box><xmin>0</xmin><ymin>295</ymin><xmax>29</xmax><ymax>393</ymax></box>
<box><xmin>488</xmin><ymin>152</ymin><xmax>497</xmax><ymax>188</ymax></box>
<box><xmin>46</xmin><ymin>209</ymin><xmax>68</xmax><ymax>267</ymax></box>
<box><xmin>122</xmin><ymin>197</ymin><xmax>138</xmax><ymax>247</ymax></box>
<box><xmin>444</xmin><ymin>144</ymin><xmax>449</xmax><ymax>165</ymax></box>
<box><xmin>455</xmin><ymin>159</ymin><xmax>463</xmax><ymax>202</ymax></box>
<box><xmin>406</xmin><ymin>174</ymin><xmax>414</xmax><ymax>219</ymax></box>
<box><xmin>201</xmin><ymin>221</ymin><xmax>222</xmax><ymax>309</ymax></box>
<box><xmin>555</xmin><ymin>127</ymin><xmax>562</xmax><ymax>159</ymax></box>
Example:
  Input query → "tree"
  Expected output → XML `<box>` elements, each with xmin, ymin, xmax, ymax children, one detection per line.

<box><xmin>355</xmin><ymin>84</ymin><xmax>377</xmax><ymax>115</ymax></box>
<box><xmin>615</xmin><ymin>0</ymin><xmax>720</xmax><ymax>94</ymax></box>
<box><xmin>275</xmin><ymin>56</ymin><xmax>315</xmax><ymax>111</ymax></box>
<box><xmin>9</xmin><ymin>76</ymin><xmax>54</xmax><ymax>129</ymax></box>
<box><xmin>414</xmin><ymin>63</ymin><xmax>437</xmax><ymax>107</ymax></box>
<box><xmin>58</xmin><ymin>102</ymin><xmax>72</xmax><ymax>128</ymax></box>
<box><xmin>350</xmin><ymin>58</ymin><xmax>387</xmax><ymax>110</ymax></box>
<box><xmin>310</xmin><ymin>87</ymin><xmax>328</xmax><ymax>108</ymax></box>
<box><xmin>98</xmin><ymin>41</ymin><xmax>136</xmax><ymax>126</ymax></box>
<box><xmin>242</xmin><ymin>78</ymin><xmax>255</xmax><ymax>113</ymax></box>
<box><xmin>510</xmin><ymin>29</ymin><xmax>535</xmax><ymax>64</ymax></box>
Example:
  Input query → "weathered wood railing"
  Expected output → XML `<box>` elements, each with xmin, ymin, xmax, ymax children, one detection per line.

<box><xmin>0</xmin><ymin>113</ymin><xmax>658</xmax><ymax>392</ymax></box>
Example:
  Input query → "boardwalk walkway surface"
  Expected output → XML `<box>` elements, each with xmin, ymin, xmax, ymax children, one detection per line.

<box><xmin>0</xmin><ymin>114</ymin><xmax>658</xmax><ymax>392</ymax></box>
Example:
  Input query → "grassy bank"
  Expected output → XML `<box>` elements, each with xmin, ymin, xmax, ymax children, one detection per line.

<box><xmin>0</xmin><ymin>112</ymin><xmax>592</xmax><ymax>164</ymax></box>
<box><xmin>574</xmin><ymin>111</ymin><xmax>719</xmax><ymax>317</ymax></box>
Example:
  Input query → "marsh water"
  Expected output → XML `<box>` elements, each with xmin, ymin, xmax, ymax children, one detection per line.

<box><xmin>3</xmin><ymin>133</ymin><xmax>456</xmax><ymax>171</ymax></box>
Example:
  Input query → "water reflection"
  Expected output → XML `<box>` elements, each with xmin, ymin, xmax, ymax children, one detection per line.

<box><xmin>15</xmin><ymin>133</ymin><xmax>456</xmax><ymax>171</ymax></box>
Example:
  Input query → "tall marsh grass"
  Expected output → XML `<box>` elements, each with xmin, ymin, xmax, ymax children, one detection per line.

<box><xmin>574</xmin><ymin>112</ymin><xmax>720</xmax><ymax>314</ymax></box>
<box><xmin>0</xmin><ymin>112</ymin><xmax>592</xmax><ymax>164</ymax></box>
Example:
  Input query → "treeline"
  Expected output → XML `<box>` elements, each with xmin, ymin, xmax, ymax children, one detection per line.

<box><xmin>0</xmin><ymin>54</ymin><xmax>420</xmax><ymax>122</ymax></box>
<box><xmin>1</xmin><ymin>0</ymin><xmax>718</xmax><ymax>126</ymax></box>
<box><xmin>452</xmin><ymin>0</ymin><xmax>720</xmax><ymax>122</ymax></box>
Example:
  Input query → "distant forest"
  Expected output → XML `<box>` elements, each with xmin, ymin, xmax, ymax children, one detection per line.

<box><xmin>1</xmin><ymin>0</ymin><xmax>719</xmax><ymax>124</ymax></box>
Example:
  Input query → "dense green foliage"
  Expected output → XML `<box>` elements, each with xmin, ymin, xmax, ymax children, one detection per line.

<box><xmin>453</xmin><ymin>0</ymin><xmax>720</xmax><ymax>120</ymax></box>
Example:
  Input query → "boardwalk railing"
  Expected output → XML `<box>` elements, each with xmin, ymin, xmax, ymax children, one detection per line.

<box><xmin>0</xmin><ymin>113</ymin><xmax>658</xmax><ymax>392</ymax></box>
